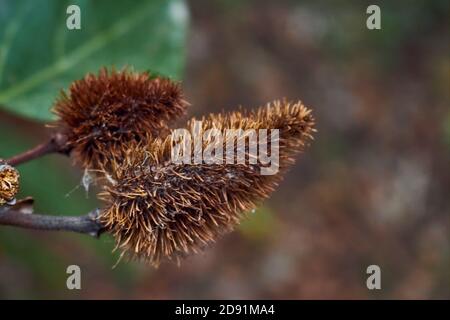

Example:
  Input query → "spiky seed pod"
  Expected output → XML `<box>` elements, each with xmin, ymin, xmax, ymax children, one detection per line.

<box><xmin>99</xmin><ymin>100</ymin><xmax>315</xmax><ymax>266</ymax></box>
<box><xmin>53</xmin><ymin>68</ymin><xmax>188</xmax><ymax>171</ymax></box>
<box><xmin>0</xmin><ymin>164</ymin><xmax>20</xmax><ymax>206</ymax></box>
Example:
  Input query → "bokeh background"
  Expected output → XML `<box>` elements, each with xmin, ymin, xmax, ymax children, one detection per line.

<box><xmin>0</xmin><ymin>0</ymin><xmax>449</xmax><ymax>299</ymax></box>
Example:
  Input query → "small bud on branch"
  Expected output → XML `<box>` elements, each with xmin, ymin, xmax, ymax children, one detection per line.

<box><xmin>0</xmin><ymin>163</ymin><xmax>20</xmax><ymax>205</ymax></box>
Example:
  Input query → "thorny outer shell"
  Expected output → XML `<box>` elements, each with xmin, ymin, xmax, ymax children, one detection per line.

<box><xmin>52</xmin><ymin>68</ymin><xmax>189</xmax><ymax>171</ymax></box>
<box><xmin>0</xmin><ymin>164</ymin><xmax>20</xmax><ymax>206</ymax></box>
<box><xmin>99</xmin><ymin>100</ymin><xmax>316</xmax><ymax>267</ymax></box>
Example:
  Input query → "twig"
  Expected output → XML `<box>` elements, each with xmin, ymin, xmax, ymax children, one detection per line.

<box><xmin>0</xmin><ymin>208</ymin><xmax>105</xmax><ymax>237</ymax></box>
<box><xmin>6</xmin><ymin>133</ymin><xmax>68</xmax><ymax>166</ymax></box>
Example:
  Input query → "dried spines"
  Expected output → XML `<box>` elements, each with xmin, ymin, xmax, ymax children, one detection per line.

<box><xmin>101</xmin><ymin>163</ymin><xmax>259</xmax><ymax>265</ymax></box>
<box><xmin>186</xmin><ymin>100</ymin><xmax>314</xmax><ymax>164</ymax></box>
<box><xmin>0</xmin><ymin>164</ymin><xmax>20</xmax><ymax>206</ymax></box>
<box><xmin>100</xmin><ymin>100</ymin><xmax>315</xmax><ymax>266</ymax></box>
<box><xmin>53</xmin><ymin>68</ymin><xmax>188</xmax><ymax>171</ymax></box>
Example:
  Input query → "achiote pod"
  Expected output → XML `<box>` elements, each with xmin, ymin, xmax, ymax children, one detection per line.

<box><xmin>99</xmin><ymin>101</ymin><xmax>315</xmax><ymax>266</ymax></box>
<box><xmin>52</xmin><ymin>68</ymin><xmax>189</xmax><ymax>171</ymax></box>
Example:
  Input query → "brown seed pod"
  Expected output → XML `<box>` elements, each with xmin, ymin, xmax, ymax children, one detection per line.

<box><xmin>0</xmin><ymin>163</ymin><xmax>20</xmax><ymax>206</ymax></box>
<box><xmin>99</xmin><ymin>100</ymin><xmax>315</xmax><ymax>266</ymax></box>
<box><xmin>53</xmin><ymin>68</ymin><xmax>189</xmax><ymax>171</ymax></box>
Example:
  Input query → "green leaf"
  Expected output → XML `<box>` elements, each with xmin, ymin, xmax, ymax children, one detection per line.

<box><xmin>0</xmin><ymin>0</ymin><xmax>189</xmax><ymax>121</ymax></box>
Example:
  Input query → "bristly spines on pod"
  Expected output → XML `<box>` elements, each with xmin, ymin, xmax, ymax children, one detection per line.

<box><xmin>99</xmin><ymin>100</ymin><xmax>315</xmax><ymax>267</ymax></box>
<box><xmin>52</xmin><ymin>68</ymin><xmax>189</xmax><ymax>171</ymax></box>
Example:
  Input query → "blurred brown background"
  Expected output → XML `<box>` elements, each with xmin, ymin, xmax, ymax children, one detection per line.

<box><xmin>0</xmin><ymin>0</ymin><xmax>449</xmax><ymax>299</ymax></box>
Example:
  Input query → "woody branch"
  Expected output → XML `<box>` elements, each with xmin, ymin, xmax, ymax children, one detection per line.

<box><xmin>0</xmin><ymin>207</ymin><xmax>105</xmax><ymax>237</ymax></box>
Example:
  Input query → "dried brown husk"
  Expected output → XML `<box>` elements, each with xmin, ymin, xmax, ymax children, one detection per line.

<box><xmin>53</xmin><ymin>68</ymin><xmax>188</xmax><ymax>171</ymax></box>
<box><xmin>99</xmin><ymin>100</ymin><xmax>315</xmax><ymax>266</ymax></box>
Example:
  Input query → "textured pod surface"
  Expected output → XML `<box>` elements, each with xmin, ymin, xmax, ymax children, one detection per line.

<box><xmin>99</xmin><ymin>100</ymin><xmax>315</xmax><ymax>266</ymax></box>
<box><xmin>53</xmin><ymin>68</ymin><xmax>188</xmax><ymax>171</ymax></box>
<box><xmin>0</xmin><ymin>164</ymin><xmax>20</xmax><ymax>206</ymax></box>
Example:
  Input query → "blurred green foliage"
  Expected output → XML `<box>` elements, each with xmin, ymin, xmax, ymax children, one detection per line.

<box><xmin>239</xmin><ymin>207</ymin><xmax>277</xmax><ymax>241</ymax></box>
